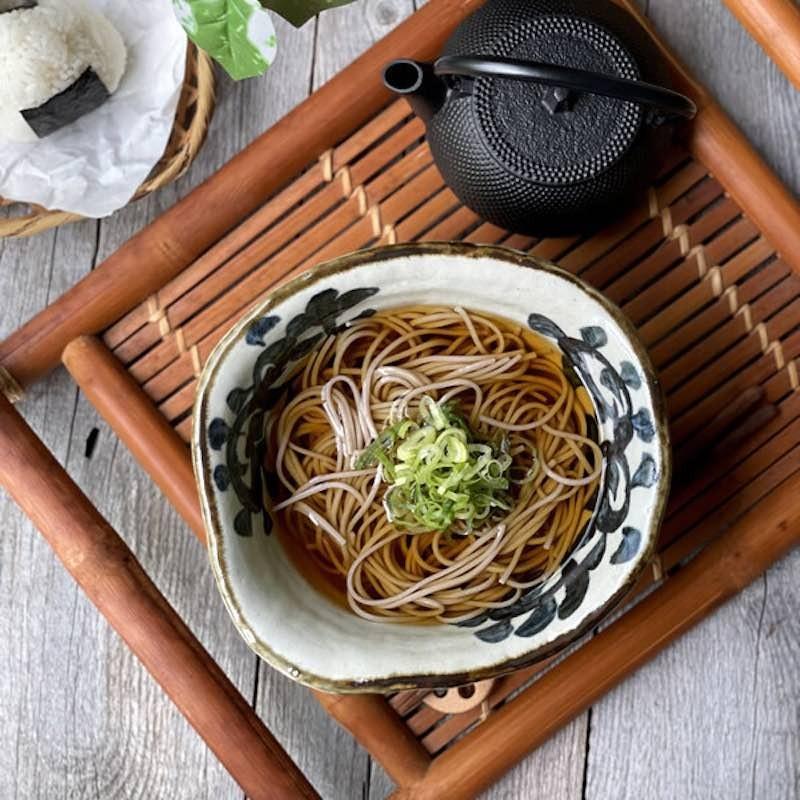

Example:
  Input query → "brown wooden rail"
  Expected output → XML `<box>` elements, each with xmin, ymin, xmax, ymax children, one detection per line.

<box><xmin>63</xmin><ymin>335</ymin><xmax>434</xmax><ymax>792</ymax></box>
<box><xmin>722</xmin><ymin>0</ymin><xmax>800</xmax><ymax>90</ymax></box>
<box><xmin>0</xmin><ymin>393</ymin><xmax>319</xmax><ymax>800</ymax></box>
<box><xmin>62</xmin><ymin>336</ymin><xmax>204</xmax><ymax>536</ymax></box>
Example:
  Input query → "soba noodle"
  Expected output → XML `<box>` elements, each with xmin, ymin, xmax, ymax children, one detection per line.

<box><xmin>266</xmin><ymin>306</ymin><xmax>601</xmax><ymax>624</ymax></box>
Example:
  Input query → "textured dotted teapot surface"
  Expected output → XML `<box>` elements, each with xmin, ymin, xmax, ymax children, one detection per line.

<box><xmin>477</xmin><ymin>18</ymin><xmax>642</xmax><ymax>184</ymax></box>
<box><xmin>429</xmin><ymin>0</ymin><xmax>675</xmax><ymax>235</ymax></box>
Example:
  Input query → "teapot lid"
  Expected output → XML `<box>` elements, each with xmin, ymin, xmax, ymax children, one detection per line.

<box><xmin>451</xmin><ymin>13</ymin><xmax>645</xmax><ymax>187</ymax></box>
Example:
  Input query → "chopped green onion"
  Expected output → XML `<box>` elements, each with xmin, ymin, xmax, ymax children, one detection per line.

<box><xmin>358</xmin><ymin>396</ymin><xmax>513</xmax><ymax>532</ymax></box>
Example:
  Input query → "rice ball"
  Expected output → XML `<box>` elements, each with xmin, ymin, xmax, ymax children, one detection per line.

<box><xmin>0</xmin><ymin>0</ymin><xmax>126</xmax><ymax>142</ymax></box>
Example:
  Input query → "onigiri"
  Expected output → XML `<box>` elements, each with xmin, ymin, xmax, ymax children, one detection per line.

<box><xmin>0</xmin><ymin>0</ymin><xmax>126</xmax><ymax>142</ymax></box>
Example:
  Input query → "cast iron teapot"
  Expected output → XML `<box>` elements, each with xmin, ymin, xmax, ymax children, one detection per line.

<box><xmin>383</xmin><ymin>0</ymin><xmax>696</xmax><ymax>236</ymax></box>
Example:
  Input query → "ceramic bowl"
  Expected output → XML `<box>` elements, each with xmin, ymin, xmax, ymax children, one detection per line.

<box><xmin>192</xmin><ymin>243</ymin><xmax>670</xmax><ymax>693</ymax></box>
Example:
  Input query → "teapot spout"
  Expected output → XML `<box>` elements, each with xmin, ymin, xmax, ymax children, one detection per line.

<box><xmin>383</xmin><ymin>60</ymin><xmax>447</xmax><ymax>124</ymax></box>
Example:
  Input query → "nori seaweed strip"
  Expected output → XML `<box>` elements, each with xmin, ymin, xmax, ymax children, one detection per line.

<box><xmin>21</xmin><ymin>68</ymin><xmax>110</xmax><ymax>138</ymax></box>
<box><xmin>0</xmin><ymin>1</ymin><xmax>37</xmax><ymax>12</ymax></box>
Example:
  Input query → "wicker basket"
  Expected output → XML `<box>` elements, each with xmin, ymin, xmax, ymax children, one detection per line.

<box><xmin>0</xmin><ymin>45</ymin><xmax>216</xmax><ymax>239</ymax></box>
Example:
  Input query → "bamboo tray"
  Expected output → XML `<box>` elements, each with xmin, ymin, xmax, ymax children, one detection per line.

<box><xmin>1</xmin><ymin>0</ymin><xmax>800</xmax><ymax>798</ymax></box>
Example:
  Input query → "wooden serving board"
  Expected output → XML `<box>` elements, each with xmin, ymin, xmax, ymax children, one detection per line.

<box><xmin>1</xmin><ymin>0</ymin><xmax>799</xmax><ymax>798</ymax></box>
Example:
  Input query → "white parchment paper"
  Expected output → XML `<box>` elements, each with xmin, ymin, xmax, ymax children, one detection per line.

<box><xmin>0</xmin><ymin>0</ymin><xmax>187</xmax><ymax>218</ymax></box>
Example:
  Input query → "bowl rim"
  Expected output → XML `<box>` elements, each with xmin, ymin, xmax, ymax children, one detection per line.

<box><xmin>192</xmin><ymin>242</ymin><xmax>672</xmax><ymax>693</ymax></box>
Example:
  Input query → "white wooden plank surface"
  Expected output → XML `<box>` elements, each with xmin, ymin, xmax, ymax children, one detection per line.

<box><xmin>0</xmin><ymin>1</ymin><xmax>798</xmax><ymax>799</ymax></box>
<box><xmin>586</xmin><ymin>3</ymin><xmax>800</xmax><ymax>798</ymax></box>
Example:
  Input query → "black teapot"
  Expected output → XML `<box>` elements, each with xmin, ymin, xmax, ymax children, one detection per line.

<box><xmin>383</xmin><ymin>0</ymin><xmax>696</xmax><ymax>236</ymax></box>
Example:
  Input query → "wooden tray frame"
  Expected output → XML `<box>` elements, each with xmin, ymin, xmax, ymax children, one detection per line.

<box><xmin>1</xmin><ymin>0</ymin><xmax>800</xmax><ymax>798</ymax></box>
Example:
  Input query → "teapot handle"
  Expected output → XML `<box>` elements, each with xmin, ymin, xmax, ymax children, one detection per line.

<box><xmin>434</xmin><ymin>55</ymin><xmax>697</xmax><ymax>119</ymax></box>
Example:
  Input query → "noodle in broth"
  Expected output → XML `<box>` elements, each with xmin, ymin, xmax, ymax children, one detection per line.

<box><xmin>266</xmin><ymin>305</ymin><xmax>601</xmax><ymax>624</ymax></box>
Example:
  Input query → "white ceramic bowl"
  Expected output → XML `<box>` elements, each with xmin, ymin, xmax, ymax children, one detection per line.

<box><xmin>192</xmin><ymin>243</ymin><xmax>670</xmax><ymax>692</ymax></box>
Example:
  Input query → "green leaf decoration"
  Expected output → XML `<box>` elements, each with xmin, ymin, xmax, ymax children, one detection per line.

<box><xmin>260</xmin><ymin>0</ymin><xmax>353</xmax><ymax>29</ymax></box>
<box><xmin>173</xmin><ymin>0</ymin><xmax>278</xmax><ymax>80</ymax></box>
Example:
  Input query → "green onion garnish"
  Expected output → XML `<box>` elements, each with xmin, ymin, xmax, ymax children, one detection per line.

<box><xmin>356</xmin><ymin>396</ymin><xmax>512</xmax><ymax>532</ymax></box>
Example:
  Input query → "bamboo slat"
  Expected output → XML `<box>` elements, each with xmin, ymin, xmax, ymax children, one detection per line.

<box><xmin>126</xmin><ymin>140</ymin><xmax>434</xmax><ymax>393</ymax></box>
<box><xmin>313</xmin><ymin>693</ymin><xmax>431</xmax><ymax>787</ymax></box>
<box><xmin>689</xmin><ymin>103</ymin><xmax>800</xmax><ymax>273</ymax></box>
<box><xmin>103</xmin><ymin>142</ymin><xmax>761</xmax><ymax>425</ymax></box>
<box><xmin>103</xmin><ymin>159</ymin><xmax>750</xmax><ymax>419</ymax></box>
<box><xmin>112</xmin><ymin>116</ymin><xmax>428</xmax><ymax>365</ymax></box>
